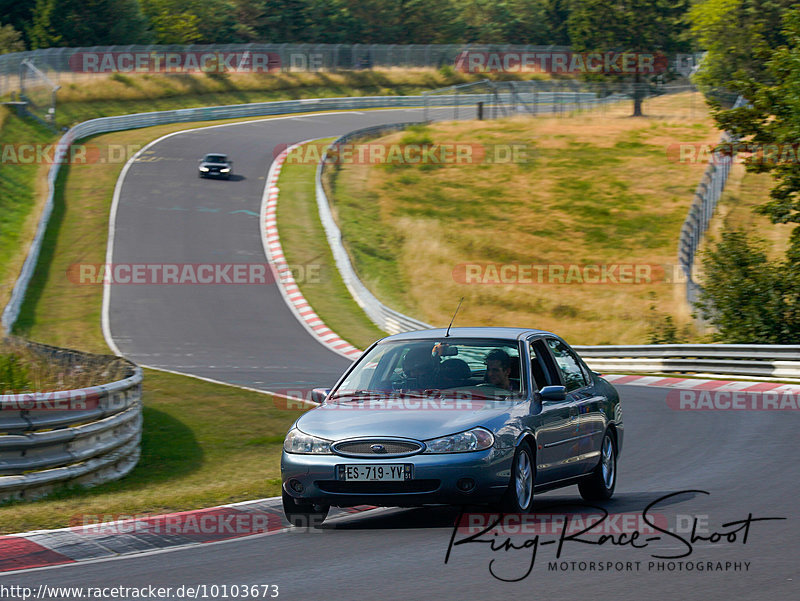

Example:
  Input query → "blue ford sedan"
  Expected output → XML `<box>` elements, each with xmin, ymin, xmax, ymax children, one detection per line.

<box><xmin>281</xmin><ymin>327</ymin><xmax>623</xmax><ymax>526</ymax></box>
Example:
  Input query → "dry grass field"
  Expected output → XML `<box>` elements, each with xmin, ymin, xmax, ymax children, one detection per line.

<box><xmin>331</xmin><ymin>92</ymin><xmax>724</xmax><ymax>344</ymax></box>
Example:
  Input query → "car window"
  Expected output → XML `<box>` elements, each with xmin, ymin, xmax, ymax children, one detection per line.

<box><xmin>331</xmin><ymin>338</ymin><xmax>524</xmax><ymax>399</ymax></box>
<box><xmin>205</xmin><ymin>154</ymin><xmax>227</xmax><ymax>163</ymax></box>
<box><xmin>546</xmin><ymin>338</ymin><xmax>587</xmax><ymax>392</ymax></box>
<box><xmin>529</xmin><ymin>340</ymin><xmax>555</xmax><ymax>389</ymax></box>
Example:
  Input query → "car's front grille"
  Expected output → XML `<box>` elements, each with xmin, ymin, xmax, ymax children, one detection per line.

<box><xmin>332</xmin><ymin>439</ymin><xmax>422</xmax><ymax>457</ymax></box>
<box><xmin>316</xmin><ymin>480</ymin><xmax>440</xmax><ymax>494</ymax></box>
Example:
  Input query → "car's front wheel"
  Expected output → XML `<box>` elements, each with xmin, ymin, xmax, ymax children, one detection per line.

<box><xmin>282</xmin><ymin>490</ymin><xmax>329</xmax><ymax>528</ymax></box>
<box><xmin>496</xmin><ymin>441</ymin><xmax>535</xmax><ymax>513</ymax></box>
<box><xmin>579</xmin><ymin>430</ymin><xmax>617</xmax><ymax>501</ymax></box>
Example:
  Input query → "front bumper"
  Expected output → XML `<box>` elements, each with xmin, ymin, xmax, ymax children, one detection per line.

<box><xmin>281</xmin><ymin>446</ymin><xmax>513</xmax><ymax>507</ymax></box>
<box><xmin>199</xmin><ymin>169</ymin><xmax>230</xmax><ymax>178</ymax></box>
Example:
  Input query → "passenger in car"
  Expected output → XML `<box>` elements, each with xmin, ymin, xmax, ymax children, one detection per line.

<box><xmin>484</xmin><ymin>348</ymin><xmax>514</xmax><ymax>390</ymax></box>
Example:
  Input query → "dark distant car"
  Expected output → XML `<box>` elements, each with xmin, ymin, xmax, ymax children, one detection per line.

<box><xmin>281</xmin><ymin>327</ymin><xmax>623</xmax><ymax>526</ymax></box>
<box><xmin>198</xmin><ymin>153</ymin><xmax>233</xmax><ymax>179</ymax></box>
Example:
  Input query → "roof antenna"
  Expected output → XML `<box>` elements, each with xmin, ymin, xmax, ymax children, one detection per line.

<box><xmin>445</xmin><ymin>297</ymin><xmax>464</xmax><ymax>338</ymax></box>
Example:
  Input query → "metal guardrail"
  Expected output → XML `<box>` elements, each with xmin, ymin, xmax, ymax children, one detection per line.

<box><xmin>316</xmin><ymin>123</ymin><xmax>434</xmax><ymax>335</ymax></box>
<box><xmin>574</xmin><ymin>345</ymin><xmax>800</xmax><ymax>379</ymax></box>
<box><xmin>677</xmin><ymin>96</ymin><xmax>746</xmax><ymax>307</ymax></box>
<box><xmin>0</xmin><ymin>339</ymin><xmax>142</xmax><ymax>501</ymax></box>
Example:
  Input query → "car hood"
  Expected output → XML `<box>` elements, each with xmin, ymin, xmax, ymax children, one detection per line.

<box><xmin>201</xmin><ymin>162</ymin><xmax>229</xmax><ymax>167</ymax></box>
<box><xmin>295</xmin><ymin>397</ymin><xmax>519</xmax><ymax>441</ymax></box>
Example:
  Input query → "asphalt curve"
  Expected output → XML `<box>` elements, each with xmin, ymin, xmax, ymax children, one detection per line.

<box><xmin>2</xmin><ymin>385</ymin><xmax>796</xmax><ymax>599</ymax></box>
<box><xmin>105</xmin><ymin>107</ymin><xmax>452</xmax><ymax>392</ymax></box>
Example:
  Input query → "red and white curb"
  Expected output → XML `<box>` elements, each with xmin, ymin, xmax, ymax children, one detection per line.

<box><xmin>261</xmin><ymin>141</ymin><xmax>363</xmax><ymax>361</ymax></box>
<box><xmin>603</xmin><ymin>373</ymin><xmax>800</xmax><ymax>394</ymax></box>
<box><xmin>0</xmin><ymin>498</ymin><xmax>375</xmax><ymax>573</ymax></box>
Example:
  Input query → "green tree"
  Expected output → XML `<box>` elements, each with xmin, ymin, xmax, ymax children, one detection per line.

<box><xmin>710</xmin><ymin>9</ymin><xmax>800</xmax><ymax>251</ymax></box>
<box><xmin>689</xmin><ymin>3</ymin><xmax>800</xmax><ymax>342</ymax></box>
<box><xmin>0</xmin><ymin>22</ymin><xmax>26</xmax><ymax>53</ymax></box>
<box><xmin>141</xmin><ymin>0</ymin><xmax>239</xmax><ymax>44</ymax></box>
<box><xmin>696</xmin><ymin>232</ymin><xmax>799</xmax><ymax>343</ymax></box>
<box><xmin>27</xmin><ymin>0</ymin><xmax>60</xmax><ymax>49</ymax></box>
<box><xmin>0</xmin><ymin>1</ymin><xmax>36</xmax><ymax>47</ymax></box>
<box><xmin>689</xmin><ymin>0</ymin><xmax>796</xmax><ymax>97</ymax></box>
<box><xmin>28</xmin><ymin>0</ymin><xmax>151</xmax><ymax>48</ymax></box>
<box><xmin>543</xmin><ymin>0</ymin><xmax>572</xmax><ymax>46</ymax></box>
<box><xmin>568</xmin><ymin>0</ymin><xmax>692</xmax><ymax>116</ymax></box>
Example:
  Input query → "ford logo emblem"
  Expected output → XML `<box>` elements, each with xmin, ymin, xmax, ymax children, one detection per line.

<box><xmin>371</xmin><ymin>444</ymin><xmax>387</xmax><ymax>454</ymax></box>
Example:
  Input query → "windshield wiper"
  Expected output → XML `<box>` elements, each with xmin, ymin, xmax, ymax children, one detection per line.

<box><xmin>327</xmin><ymin>390</ymin><xmax>385</xmax><ymax>400</ymax></box>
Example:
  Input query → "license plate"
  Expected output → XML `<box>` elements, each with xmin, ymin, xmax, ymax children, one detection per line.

<box><xmin>337</xmin><ymin>464</ymin><xmax>412</xmax><ymax>481</ymax></box>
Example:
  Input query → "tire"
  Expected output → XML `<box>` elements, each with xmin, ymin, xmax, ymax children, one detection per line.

<box><xmin>282</xmin><ymin>489</ymin><xmax>329</xmax><ymax>528</ymax></box>
<box><xmin>579</xmin><ymin>430</ymin><xmax>617</xmax><ymax>501</ymax></box>
<box><xmin>496</xmin><ymin>441</ymin><xmax>535</xmax><ymax>513</ymax></box>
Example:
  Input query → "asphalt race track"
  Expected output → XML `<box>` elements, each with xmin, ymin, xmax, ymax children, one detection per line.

<box><xmin>106</xmin><ymin>107</ymin><xmax>454</xmax><ymax>392</ymax></box>
<box><xmin>2</xmin><ymin>108</ymin><xmax>795</xmax><ymax>599</ymax></box>
<box><xmin>1</xmin><ymin>385</ymin><xmax>796</xmax><ymax>599</ymax></box>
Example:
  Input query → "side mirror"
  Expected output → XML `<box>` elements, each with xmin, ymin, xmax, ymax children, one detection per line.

<box><xmin>311</xmin><ymin>388</ymin><xmax>331</xmax><ymax>403</ymax></box>
<box><xmin>535</xmin><ymin>385</ymin><xmax>567</xmax><ymax>402</ymax></box>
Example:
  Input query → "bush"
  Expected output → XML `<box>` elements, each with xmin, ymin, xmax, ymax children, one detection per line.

<box><xmin>695</xmin><ymin>231</ymin><xmax>800</xmax><ymax>343</ymax></box>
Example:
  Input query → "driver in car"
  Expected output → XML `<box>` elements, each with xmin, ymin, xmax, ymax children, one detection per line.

<box><xmin>402</xmin><ymin>347</ymin><xmax>438</xmax><ymax>389</ymax></box>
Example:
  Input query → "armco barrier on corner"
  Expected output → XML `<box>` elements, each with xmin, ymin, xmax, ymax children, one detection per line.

<box><xmin>0</xmin><ymin>339</ymin><xmax>142</xmax><ymax>501</ymax></box>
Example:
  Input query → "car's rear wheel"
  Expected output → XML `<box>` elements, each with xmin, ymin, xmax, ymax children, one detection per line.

<box><xmin>496</xmin><ymin>441</ymin><xmax>535</xmax><ymax>513</ymax></box>
<box><xmin>282</xmin><ymin>490</ymin><xmax>329</xmax><ymax>528</ymax></box>
<box><xmin>579</xmin><ymin>430</ymin><xmax>617</xmax><ymax>501</ymax></box>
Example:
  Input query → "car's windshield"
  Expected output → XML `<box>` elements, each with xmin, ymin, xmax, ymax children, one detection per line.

<box><xmin>204</xmin><ymin>154</ymin><xmax>227</xmax><ymax>163</ymax></box>
<box><xmin>330</xmin><ymin>338</ymin><xmax>524</xmax><ymax>400</ymax></box>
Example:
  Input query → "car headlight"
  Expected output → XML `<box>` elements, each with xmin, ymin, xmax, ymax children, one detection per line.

<box><xmin>283</xmin><ymin>428</ymin><xmax>332</xmax><ymax>454</ymax></box>
<box><xmin>199</xmin><ymin>166</ymin><xmax>209</xmax><ymax>172</ymax></box>
<box><xmin>220</xmin><ymin>167</ymin><xmax>230</xmax><ymax>172</ymax></box>
<box><xmin>423</xmin><ymin>427</ymin><xmax>494</xmax><ymax>453</ymax></box>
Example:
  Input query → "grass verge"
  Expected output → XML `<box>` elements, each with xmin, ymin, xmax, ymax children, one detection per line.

<box><xmin>0</xmin><ymin>107</ymin><xmax>54</xmax><ymax>314</ymax></box>
<box><xmin>329</xmin><ymin>92</ymin><xmax>724</xmax><ymax>344</ymax></box>
<box><xmin>276</xmin><ymin>140</ymin><xmax>386</xmax><ymax>350</ymax></box>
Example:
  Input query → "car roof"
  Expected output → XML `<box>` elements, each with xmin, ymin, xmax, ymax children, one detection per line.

<box><xmin>204</xmin><ymin>153</ymin><xmax>227</xmax><ymax>158</ymax></box>
<box><xmin>378</xmin><ymin>327</ymin><xmax>555</xmax><ymax>342</ymax></box>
